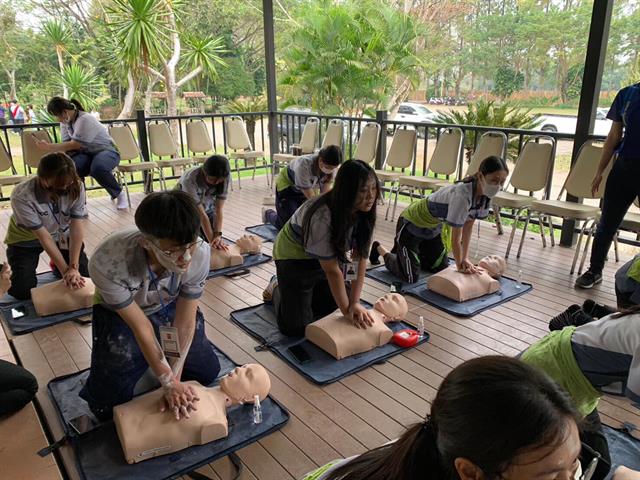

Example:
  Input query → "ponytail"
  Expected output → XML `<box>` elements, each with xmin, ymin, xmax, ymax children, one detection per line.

<box><xmin>47</xmin><ymin>96</ymin><xmax>84</xmax><ymax>116</ymax></box>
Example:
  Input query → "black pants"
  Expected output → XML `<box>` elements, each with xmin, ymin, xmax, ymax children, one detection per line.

<box><xmin>274</xmin><ymin>259</ymin><xmax>341</xmax><ymax>336</ymax></box>
<box><xmin>266</xmin><ymin>187</ymin><xmax>307</xmax><ymax>230</ymax></box>
<box><xmin>383</xmin><ymin>217</ymin><xmax>447</xmax><ymax>283</ymax></box>
<box><xmin>0</xmin><ymin>359</ymin><xmax>38</xmax><ymax>416</ymax></box>
<box><xmin>6</xmin><ymin>242</ymin><xmax>90</xmax><ymax>300</ymax></box>
<box><xmin>580</xmin><ymin>410</ymin><xmax>611</xmax><ymax>480</ymax></box>
<box><xmin>589</xmin><ymin>159</ymin><xmax>640</xmax><ymax>274</ymax></box>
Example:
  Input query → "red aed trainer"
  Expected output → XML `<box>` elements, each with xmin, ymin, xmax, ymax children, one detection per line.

<box><xmin>392</xmin><ymin>329</ymin><xmax>419</xmax><ymax>348</ymax></box>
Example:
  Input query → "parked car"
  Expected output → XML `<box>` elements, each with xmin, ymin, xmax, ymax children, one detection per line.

<box><xmin>387</xmin><ymin>102</ymin><xmax>439</xmax><ymax>137</ymax></box>
<box><xmin>538</xmin><ymin>109</ymin><xmax>611</xmax><ymax>136</ymax></box>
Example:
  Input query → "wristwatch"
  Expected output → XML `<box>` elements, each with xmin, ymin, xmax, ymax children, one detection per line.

<box><xmin>213</xmin><ymin>231</ymin><xmax>223</xmax><ymax>238</ymax></box>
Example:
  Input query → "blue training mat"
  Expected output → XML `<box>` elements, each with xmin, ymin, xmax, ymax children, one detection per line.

<box><xmin>1</xmin><ymin>298</ymin><xmax>92</xmax><ymax>336</ymax></box>
<box><xmin>206</xmin><ymin>236</ymin><xmax>272</xmax><ymax>279</ymax></box>
<box><xmin>47</xmin><ymin>344</ymin><xmax>290</xmax><ymax>480</ymax></box>
<box><xmin>604</xmin><ymin>425</ymin><xmax>640</xmax><ymax>478</ymax></box>
<box><xmin>366</xmin><ymin>265</ymin><xmax>532</xmax><ymax>317</ymax></box>
<box><xmin>0</xmin><ymin>270</ymin><xmax>58</xmax><ymax>306</ymax></box>
<box><xmin>245</xmin><ymin>223</ymin><xmax>279</xmax><ymax>242</ymax></box>
<box><xmin>229</xmin><ymin>303</ymin><xmax>430</xmax><ymax>385</ymax></box>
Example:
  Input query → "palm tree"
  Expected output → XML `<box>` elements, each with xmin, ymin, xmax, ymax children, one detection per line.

<box><xmin>42</xmin><ymin>20</ymin><xmax>71</xmax><ymax>97</ymax></box>
<box><xmin>57</xmin><ymin>64</ymin><xmax>103</xmax><ymax>111</ymax></box>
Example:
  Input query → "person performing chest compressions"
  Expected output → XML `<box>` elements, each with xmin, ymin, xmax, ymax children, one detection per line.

<box><xmin>264</xmin><ymin>160</ymin><xmax>379</xmax><ymax>337</ymax></box>
<box><xmin>176</xmin><ymin>155</ymin><xmax>231</xmax><ymax>251</ymax></box>
<box><xmin>80</xmin><ymin>191</ymin><xmax>220</xmax><ymax>421</ymax></box>
<box><xmin>5</xmin><ymin>152</ymin><xmax>89</xmax><ymax>300</ymax></box>
<box><xmin>369</xmin><ymin>156</ymin><xmax>509</xmax><ymax>283</ymax></box>
<box><xmin>263</xmin><ymin>145</ymin><xmax>343</xmax><ymax>230</ymax></box>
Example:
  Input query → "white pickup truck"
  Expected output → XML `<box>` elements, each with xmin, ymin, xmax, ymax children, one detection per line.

<box><xmin>538</xmin><ymin>108</ymin><xmax>611</xmax><ymax>136</ymax></box>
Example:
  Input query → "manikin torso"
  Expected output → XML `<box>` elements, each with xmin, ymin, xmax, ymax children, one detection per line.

<box><xmin>426</xmin><ymin>255</ymin><xmax>507</xmax><ymax>302</ymax></box>
<box><xmin>210</xmin><ymin>235</ymin><xmax>262</xmax><ymax>270</ymax></box>
<box><xmin>31</xmin><ymin>278</ymin><xmax>95</xmax><ymax>316</ymax></box>
<box><xmin>305</xmin><ymin>293</ymin><xmax>408</xmax><ymax>360</ymax></box>
<box><xmin>114</xmin><ymin>364</ymin><xmax>271</xmax><ymax>464</ymax></box>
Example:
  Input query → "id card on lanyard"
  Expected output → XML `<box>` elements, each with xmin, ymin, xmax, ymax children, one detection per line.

<box><xmin>48</xmin><ymin>202</ymin><xmax>70</xmax><ymax>249</ymax></box>
<box><xmin>148</xmin><ymin>265</ymin><xmax>180</xmax><ymax>358</ymax></box>
<box><xmin>342</xmin><ymin>236</ymin><xmax>358</xmax><ymax>281</ymax></box>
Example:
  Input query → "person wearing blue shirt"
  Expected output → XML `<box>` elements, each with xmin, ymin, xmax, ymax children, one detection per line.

<box><xmin>576</xmin><ymin>83</ymin><xmax>640</xmax><ymax>289</ymax></box>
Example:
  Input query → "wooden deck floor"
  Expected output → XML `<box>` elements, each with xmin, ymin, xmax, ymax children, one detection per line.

<box><xmin>1</xmin><ymin>178</ymin><xmax>638</xmax><ymax>480</ymax></box>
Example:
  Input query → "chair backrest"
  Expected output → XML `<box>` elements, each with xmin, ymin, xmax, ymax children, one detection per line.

<box><xmin>22</xmin><ymin>130</ymin><xmax>52</xmax><ymax>169</ymax></box>
<box><xmin>508</xmin><ymin>136</ymin><xmax>555</xmax><ymax>193</ymax></box>
<box><xmin>564</xmin><ymin>140</ymin><xmax>610</xmax><ymax>200</ymax></box>
<box><xmin>186</xmin><ymin>119</ymin><xmax>213</xmax><ymax>155</ymax></box>
<box><xmin>428</xmin><ymin>127</ymin><xmax>463</xmax><ymax>176</ymax></box>
<box><xmin>384</xmin><ymin>128</ymin><xmax>416</xmax><ymax>169</ymax></box>
<box><xmin>108</xmin><ymin>124</ymin><xmax>140</xmax><ymax>161</ymax></box>
<box><xmin>353</xmin><ymin>122</ymin><xmax>380</xmax><ymax>165</ymax></box>
<box><xmin>225</xmin><ymin>116</ymin><xmax>252</xmax><ymax>151</ymax></box>
<box><xmin>298</xmin><ymin>117</ymin><xmax>319</xmax><ymax>154</ymax></box>
<box><xmin>465</xmin><ymin>131</ymin><xmax>507</xmax><ymax>176</ymax></box>
<box><xmin>321</xmin><ymin>119</ymin><xmax>344</xmax><ymax>149</ymax></box>
<box><xmin>0</xmin><ymin>138</ymin><xmax>13</xmax><ymax>173</ymax></box>
<box><xmin>148</xmin><ymin>121</ymin><xmax>180</xmax><ymax>157</ymax></box>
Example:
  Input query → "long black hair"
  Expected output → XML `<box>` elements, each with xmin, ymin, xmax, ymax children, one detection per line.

<box><xmin>46</xmin><ymin>96</ymin><xmax>85</xmax><ymax>116</ymax></box>
<box><xmin>202</xmin><ymin>154</ymin><xmax>230</xmax><ymax>195</ymax></box>
<box><xmin>302</xmin><ymin>159</ymin><xmax>379</xmax><ymax>264</ymax></box>
<box><xmin>325</xmin><ymin>356</ymin><xmax>581</xmax><ymax>480</ymax></box>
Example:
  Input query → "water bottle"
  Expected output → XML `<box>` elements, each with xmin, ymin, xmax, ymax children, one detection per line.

<box><xmin>515</xmin><ymin>269</ymin><xmax>523</xmax><ymax>289</ymax></box>
<box><xmin>417</xmin><ymin>315</ymin><xmax>425</xmax><ymax>338</ymax></box>
<box><xmin>253</xmin><ymin>394</ymin><xmax>262</xmax><ymax>424</ymax></box>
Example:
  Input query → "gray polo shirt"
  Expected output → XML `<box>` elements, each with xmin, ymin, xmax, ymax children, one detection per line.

<box><xmin>175</xmin><ymin>166</ymin><xmax>230</xmax><ymax>214</ymax></box>
<box><xmin>89</xmin><ymin>227</ymin><xmax>210</xmax><ymax>314</ymax></box>
<box><xmin>60</xmin><ymin>111</ymin><xmax>116</xmax><ymax>153</ymax></box>
<box><xmin>5</xmin><ymin>177</ymin><xmax>88</xmax><ymax>246</ymax></box>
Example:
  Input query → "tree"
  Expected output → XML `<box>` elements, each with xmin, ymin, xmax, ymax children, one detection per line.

<box><xmin>57</xmin><ymin>63</ymin><xmax>105</xmax><ymax>110</ymax></box>
<box><xmin>493</xmin><ymin>66</ymin><xmax>524</xmax><ymax>99</ymax></box>
<box><xmin>42</xmin><ymin>20</ymin><xmax>71</xmax><ymax>97</ymax></box>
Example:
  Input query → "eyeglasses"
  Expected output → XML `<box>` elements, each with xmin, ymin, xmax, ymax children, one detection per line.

<box><xmin>146</xmin><ymin>238</ymin><xmax>203</xmax><ymax>261</ymax></box>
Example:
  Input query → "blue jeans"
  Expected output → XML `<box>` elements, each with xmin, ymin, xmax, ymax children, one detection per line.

<box><xmin>79</xmin><ymin>302</ymin><xmax>220</xmax><ymax>420</ymax></box>
<box><xmin>589</xmin><ymin>158</ymin><xmax>640</xmax><ymax>274</ymax></box>
<box><xmin>266</xmin><ymin>187</ymin><xmax>307</xmax><ymax>230</ymax></box>
<box><xmin>72</xmin><ymin>150</ymin><xmax>122</xmax><ymax>198</ymax></box>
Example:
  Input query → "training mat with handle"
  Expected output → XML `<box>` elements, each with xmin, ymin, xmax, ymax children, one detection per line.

<box><xmin>366</xmin><ymin>265</ymin><xmax>532</xmax><ymax>317</ymax></box>
<box><xmin>1</xmin><ymin>298</ymin><xmax>92</xmax><ymax>335</ymax></box>
<box><xmin>47</xmin><ymin>344</ymin><xmax>290</xmax><ymax>480</ymax></box>
<box><xmin>229</xmin><ymin>303</ymin><xmax>429</xmax><ymax>385</ymax></box>
<box><xmin>604</xmin><ymin>425</ymin><xmax>640</xmax><ymax>478</ymax></box>
<box><xmin>244</xmin><ymin>224</ymin><xmax>279</xmax><ymax>243</ymax></box>
<box><xmin>206</xmin><ymin>236</ymin><xmax>272</xmax><ymax>279</ymax></box>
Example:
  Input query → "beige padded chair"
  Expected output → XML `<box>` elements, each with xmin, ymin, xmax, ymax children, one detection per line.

<box><xmin>492</xmin><ymin>135</ymin><xmax>555</xmax><ymax>258</ymax></box>
<box><xmin>390</xmin><ymin>127</ymin><xmax>463</xmax><ymax>221</ymax></box>
<box><xmin>520</xmin><ymin>140</ymin><xmax>611</xmax><ymax>274</ymax></box>
<box><xmin>186</xmin><ymin>119</ymin><xmax>214</xmax><ymax>164</ymax></box>
<box><xmin>109</xmin><ymin>123</ymin><xmax>160</xmax><ymax>207</ymax></box>
<box><xmin>320</xmin><ymin>119</ymin><xmax>344</xmax><ymax>149</ymax></box>
<box><xmin>353</xmin><ymin>122</ymin><xmax>381</xmax><ymax>165</ymax></box>
<box><xmin>272</xmin><ymin>117</ymin><xmax>319</xmax><ymax>166</ymax></box>
<box><xmin>224</xmin><ymin>116</ymin><xmax>268</xmax><ymax>189</ymax></box>
<box><xmin>0</xmin><ymin>137</ymin><xmax>28</xmax><ymax>194</ymax></box>
<box><xmin>148</xmin><ymin>121</ymin><xmax>195</xmax><ymax>182</ymax></box>
<box><xmin>21</xmin><ymin>130</ymin><xmax>52</xmax><ymax>170</ymax></box>
<box><xmin>376</xmin><ymin>128</ymin><xmax>417</xmax><ymax>220</ymax></box>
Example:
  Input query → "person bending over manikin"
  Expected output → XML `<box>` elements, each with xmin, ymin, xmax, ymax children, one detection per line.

<box><xmin>210</xmin><ymin>235</ymin><xmax>262</xmax><ymax>270</ymax></box>
<box><xmin>427</xmin><ymin>255</ymin><xmax>507</xmax><ymax>302</ymax></box>
<box><xmin>305</xmin><ymin>293</ymin><xmax>408</xmax><ymax>360</ymax></box>
<box><xmin>114</xmin><ymin>363</ymin><xmax>271</xmax><ymax>464</ymax></box>
<box><xmin>31</xmin><ymin>278</ymin><xmax>95</xmax><ymax>316</ymax></box>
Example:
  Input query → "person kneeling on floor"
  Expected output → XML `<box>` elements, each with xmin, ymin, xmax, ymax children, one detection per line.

<box><xmin>80</xmin><ymin>191</ymin><xmax>220</xmax><ymax>421</ymax></box>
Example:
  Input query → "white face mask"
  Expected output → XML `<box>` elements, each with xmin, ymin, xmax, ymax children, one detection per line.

<box><xmin>482</xmin><ymin>179</ymin><xmax>501</xmax><ymax>198</ymax></box>
<box><xmin>319</xmin><ymin>164</ymin><xmax>336</xmax><ymax>175</ymax></box>
<box><xmin>146</xmin><ymin>241</ymin><xmax>188</xmax><ymax>274</ymax></box>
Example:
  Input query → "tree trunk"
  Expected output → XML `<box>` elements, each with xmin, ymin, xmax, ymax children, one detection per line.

<box><xmin>246</xmin><ymin>118</ymin><xmax>256</xmax><ymax>148</ymax></box>
<box><xmin>386</xmin><ymin>76</ymin><xmax>413</xmax><ymax>115</ymax></box>
<box><xmin>117</xmin><ymin>71</ymin><xmax>137</xmax><ymax>119</ymax></box>
<box><xmin>6</xmin><ymin>69</ymin><xmax>16</xmax><ymax>99</ymax></box>
<box><xmin>144</xmin><ymin>78</ymin><xmax>158</xmax><ymax>114</ymax></box>
<box><xmin>56</xmin><ymin>47</ymin><xmax>68</xmax><ymax>98</ymax></box>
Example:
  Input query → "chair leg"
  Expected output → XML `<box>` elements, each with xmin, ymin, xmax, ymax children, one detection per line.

<box><xmin>505</xmin><ymin>208</ymin><xmax>524</xmax><ymax>259</ymax></box>
<box><xmin>263</xmin><ymin>158</ymin><xmax>270</xmax><ymax>187</ymax></box>
<box><xmin>495</xmin><ymin>208</ymin><xmax>504</xmax><ymax>235</ymax></box>
<box><xmin>122</xmin><ymin>175</ymin><xmax>132</xmax><ymax>209</ymax></box>
<box><xmin>252</xmin><ymin>160</ymin><xmax>257</xmax><ymax>181</ymax></box>
<box><xmin>537</xmin><ymin>214</ymin><xmax>547</xmax><ymax>248</ymax></box>
<box><xmin>578</xmin><ymin>219</ymin><xmax>596</xmax><ymax>275</ymax></box>
<box><xmin>613</xmin><ymin>231</ymin><xmax>620</xmax><ymax>262</ymax></box>
<box><xmin>391</xmin><ymin>186</ymin><xmax>402</xmax><ymax>222</ymax></box>
<box><xmin>571</xmin><ymin>219</ymin><xmax>590</xmax><ymax>275</ymax></box>
<box><xmin>517</xmin><ymin>210</ymin><xmax>532</xmax><ymax>258</ymax></box>
<box><xmin>547</xmin><ymin>216</ymin><xmax>555</xmax><ymax>246</ymax></box>
<box><xmin>385</xmin><ymin>181</ymin><xmax>396</xmax><ymax>221</ymax></box>
<box><xmin>237</xmin><ymin>160</ymin><xmax>242</xmax><ymax>190</ymax></box>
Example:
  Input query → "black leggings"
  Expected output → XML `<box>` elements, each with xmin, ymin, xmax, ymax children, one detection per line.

<box><xmin>0</xmin><ymin>359</ymin><xmax>38</xmax><ymax>416</ymax></box>
<box><xmin>274</xmin><ymin>259</ymin><xmax>341</xmax><ymax>336</ymax></box>
<box><xmin>383</xmin><ymin>217</ymin><xmax>447</xmax><ymax>283</ymax></box>
<box><xmin>6</xmin><ymin>242</ymin><xmax>89</xmax><ymax>300</ymax></box>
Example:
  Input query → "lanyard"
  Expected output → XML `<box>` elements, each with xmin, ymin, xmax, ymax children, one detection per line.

<box><xmin>147</xmin><ymin>264</ymin><xmax>175</xmax><ymax>323</ymax></box>
<box><xmin>48</xmin><ymin>202</ymin><xmax>62</xmax><ymax>226</ymax></box>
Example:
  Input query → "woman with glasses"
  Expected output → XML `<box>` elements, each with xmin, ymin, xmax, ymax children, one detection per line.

<box><xmin>5</xmin><ymin>152</ymin><xmax>89</xmax><ymax>300</ymax></box>
<box><xmin>175</xmin><ymin>154</ymin><xmax>231</xmax><ymax>250</ymax></box>
<box><xmin>80</xmin><ymin>191</ymin><xmax>219</xmax><ymax>421</ymax></box>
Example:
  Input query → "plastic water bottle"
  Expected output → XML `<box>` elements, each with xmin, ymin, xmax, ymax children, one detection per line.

<box><xmin>417</xmin><ymin>315</ymin><xmax>425</xmax><ymax>338</ymax></box>
<box><xmin>253</xmin><ymin>394</ymin><xmax>262</xmax><ymax>424</ymax></box>
<box><xmin>515</xmin><ymin>269</ymin><xmax>523</xmax><ymax>289</ymax></box>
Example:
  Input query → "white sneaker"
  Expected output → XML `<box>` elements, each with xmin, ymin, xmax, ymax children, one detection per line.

<box><xmin>116</xmin><ymin>190</ymin><xmax>129</xmax><ymax>210</ymax></box>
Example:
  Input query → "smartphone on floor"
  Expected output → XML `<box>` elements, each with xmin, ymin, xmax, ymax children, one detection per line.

<box><xmin>288</xmin><ymin>344</ymin><xmax>312</xmax><ymax>365</ymax></box>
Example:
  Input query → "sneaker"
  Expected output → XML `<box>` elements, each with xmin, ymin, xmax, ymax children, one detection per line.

<box><xmin>115</xmin><ymin>190</ymin><xmax>129</xmax><ymax>210</ymax></box>
<box><xmin>582</xmin><ymin>299</ymin><xmax>616</xmax><ymax>319</ymax></box>
<box><xmin>261</xmin><ymin>207</ymin><xmax>270</xmax><ymax>224</ymax></box>
<box><xmin>262</xmin><ymin>275</ymin><xmax>278</xmax><ymax>303</ymax></box>
<box><xmin>575</xmin><ymin>270</ymin><xmax>603</xmax><ymax>289</ymax></box>
<box><xmin>369</xmin><ymin>241</ymin><xmax>381</xmax><ymax>265</ymax></box>
<box><xmin>549</xmin><ymin>304</ymin><xmax>581</xmax><ymax>331</ymax></box>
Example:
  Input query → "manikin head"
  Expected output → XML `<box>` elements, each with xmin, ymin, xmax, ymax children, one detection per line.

<box><xmin>374</xmin><ymin>293</ymin><xmax>408</xmax><ymax>320</ymax></box>
<box><xmin>478</xmin><ymin>255</ymin><xmax>506</xmax><ymax>278</ymax></box>
<box><xmin>219</xmin><ymin>364</ymin><xmax>271</xmax><ymax>405</ymax></box>
<box><xmin>235</xmin><ymin>234</ymin><xmax>262</xmax><ymax>254</ymax></box>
